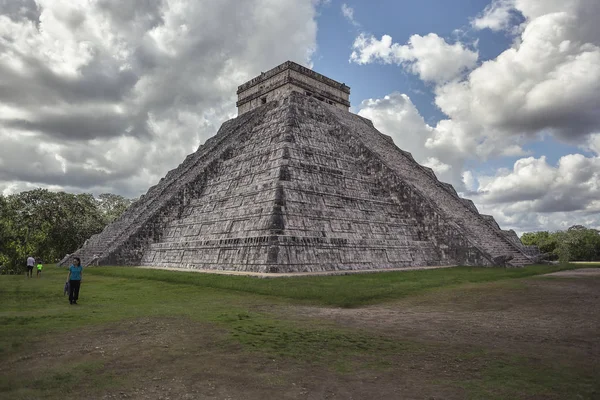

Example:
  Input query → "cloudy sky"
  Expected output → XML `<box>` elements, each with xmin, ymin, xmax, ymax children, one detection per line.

<box><xmin>0</xmin><ymin>0</ymin><xmax>598</xmax><ymax>234</ymax></box>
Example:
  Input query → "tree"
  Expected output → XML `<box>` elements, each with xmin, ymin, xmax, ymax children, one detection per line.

<box><xmin>561</xmin><ymin>225</ymin><xmax>600</xmax><ymax>261</ymax></box>
<box><xmin>0</xmin><ymin>189</ymin><xmax>133</xmax><ymax>274</ymax></box>
<box><xmin>0</xmin><ymin>195</ymin><xmax>17</xmax><ymax>272</ymax></box>
<box><xmin>521</xmin><ymin>225</ymin><xmax>600</xmax><ymax>263</ymax></box>
<box><xmin>96</xmin><ymin>193</ymin><xmax>134</xmax><ymax>224</ymax></box>
<box><xmin>521</xmin><ymin>231</ymin><xmax>558</xmax><ymax>254</ymax></box>
<box><xmin>43</xmin><ymin>192</ymin><xmax>107</xmax><ymax>262</ymax></box>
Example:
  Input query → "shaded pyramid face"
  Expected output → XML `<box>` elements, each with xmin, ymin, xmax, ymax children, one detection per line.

<box><xmin>66</xmin><ymin>92</ymin><xmax>535</xmax><ymax>272</ymax></box>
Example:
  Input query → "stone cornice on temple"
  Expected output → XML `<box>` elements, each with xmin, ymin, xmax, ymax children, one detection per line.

<box><xmin>237</xmin><ymin>61</ymin><xmax>351</xmax><ymax>94</ymax></box>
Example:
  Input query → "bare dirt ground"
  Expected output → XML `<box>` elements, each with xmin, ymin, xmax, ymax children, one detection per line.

<box><xmin>2</xmin><ymin>318</ymin><xmax>440</xmax><ymax>399</ymax></box>
<box><xmin>286</xmin><ymin>273</ymin><xmax>600</xmax><ymax>360</ymax></box>
<box><xmin>544</xmin><ymin>267</ymin><xmax>600</xmax><ymax>278</ymax></box>
<box><xmin>2</xmin><ymin>271</ymin><xmax>599</xmax><ymax>399</ymax></box>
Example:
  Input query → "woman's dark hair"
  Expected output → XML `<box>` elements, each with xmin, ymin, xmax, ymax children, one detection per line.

<box><xmin>74</xmin><ymin>257</ymin><xmax>81</xmax><ymax>266</ymax></box>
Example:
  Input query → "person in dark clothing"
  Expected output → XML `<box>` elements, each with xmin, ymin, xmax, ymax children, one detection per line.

<box><xmin>66</xmin><ymin>257</ymin><xmax>83</xmax><ymax>305</ymax></box>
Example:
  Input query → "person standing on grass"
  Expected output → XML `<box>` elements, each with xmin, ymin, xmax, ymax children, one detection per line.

<box><xmin>26</xmin><ymin>255</ymin><xmax>35</xmax><ymax>278</ymax></box>
<box><xmin>36</xmin><ymin>260</ymin><xmax>43</xmax><ymax>278</ymax></box>
<box><xmin>66</xmin><ymin>257</ymin><xmax>83</xmax><ymax>305</ymax></box>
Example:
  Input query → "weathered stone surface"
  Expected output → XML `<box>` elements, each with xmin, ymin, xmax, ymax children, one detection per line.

<box><xmin>492</xmin><ymin>254</ymin><xmax>514</xmax><ymax>266</ymax></box>
<box><xmin>63</xmin><ymin>62</ymin><xmax>536</xmax><ymax>271</ymax></box>
<box><xmin>502</xmin><ymin>229</ymin><xmax>541</xmax><ymax>258</ymax></box>
<box><xmin>237</xmin><ymin>61</ymin><xmax>350</xmax><ymax>114</ymax></box>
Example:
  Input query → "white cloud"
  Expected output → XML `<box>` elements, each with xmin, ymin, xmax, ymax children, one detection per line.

<box><xmin>353</xmin><ymin>0</ymin><xmax>600</xmax><ymax>155</ymax></box>
<box><xmin>472</xmin><ymin>0</ymin><xmax>516</xmax><ymax>31</ymax></box>
<box><xmin>0</xmin><ymin>0</ymin><xmax>319</xmax><ymax>198</ymax></box>
<box><xmin>462</xmin><ymin>170</ymin><xmax>477</xmax><ymax>191</ymax></box>
<box><xmin>587</xmin><ymin>133</ymin><xmax>600</xmax><ymax>155</ymax></box>
<box><xmin>341</xmin><ymin>3</ymin><xmax>359</xmax><ymax>26</ymax></box>
<box><xmin>431</xmin><ymin>1</ymin><xmax>600</xmax><ymax>163</ymax></box>
<box><xmin>477</xmin><ymin>156</ymin><xmax>557</xmax><ymax>203</ymax></box>
<box><xmin>353</xmin><ymin>0</ymin><xmax>600</xmax><ymax>232</ymax></box>
<box><xmin>422</xmin><ymin>157</ymin><xmax>451</xmax><ymax>174</ymax></box>
<box><xmin>350</xmin><ymin>33</ymin><xmax>478</xmax><ymax>83</ymax></box>
<box><xmin>357</xmin><ymin>93</ymin><xmax>432</xmax><ymax>160</ymax></box>
<box><xmin>371</xmin><ymin>0</ymin><xmax>600</xmax><ymax>176</ymax></box>
<box><xmin>470</xmin><ymin>154</ymin><xmax>600</xmax><ymax>233</ymax></box>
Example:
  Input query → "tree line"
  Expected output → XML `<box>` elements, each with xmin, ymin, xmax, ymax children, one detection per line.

<box><xmin>521</xmin><ymin>225</ymin><xmax>600</xmax><ymax>263</ymax></box>
<box><xmin>0</xmin><ymin>189</ymin><xmax>134</xmax><ymax>274</ymax></box>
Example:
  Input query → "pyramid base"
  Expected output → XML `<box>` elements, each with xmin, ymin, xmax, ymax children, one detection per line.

<box><xmin>136</xmin><ymin>264</ymin><xmax>458</xmax><ymax>278</ymax></box>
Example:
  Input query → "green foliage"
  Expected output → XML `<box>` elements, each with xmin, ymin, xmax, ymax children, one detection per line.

<box><xmin>521</xmin><ymin>225</ymin><xmax>600</xmax><ymax>262</ymax></box>
<box><xmin>96</xmin><ymin>193</ymin><xmax>135</xmax><ymax>224</ymax></box>
<box><xmin>562</xmin><ymin>225</ymin><xmax>600</xmax><ymax>261</ymax></box>
<box><xmin>0</xmin><ymin>189</ymin><xmax>133</xmax><ymax>274</ymax></box>
<box><xmin>521</xmin><ymin>231</ymin><xmax>558</xmax><ymax>254</ymax></box>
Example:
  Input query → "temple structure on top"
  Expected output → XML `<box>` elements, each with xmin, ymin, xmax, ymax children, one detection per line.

<box><xmin>237</xmin><ymin>61</ymin><xmax>351</xmax><ymax>115</ymax></box>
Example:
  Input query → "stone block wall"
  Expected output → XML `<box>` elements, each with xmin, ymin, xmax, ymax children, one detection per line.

<box><xmin>237</xmin><ymin>61</ymin><xmax>350</xmax><ymax>115</ymax></box>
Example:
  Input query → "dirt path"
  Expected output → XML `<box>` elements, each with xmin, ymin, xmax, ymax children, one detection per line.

<box><xmin>1</xmin><ymin>317</ymin><xmax>464</xmax><ymax>399</ymax></box>
<box><xmin>544</xmin><ymin>267</ymin><xmax>600</xmax><ymax>278</ymax></box>
<box><xmin>284</xmin><ymin>274</ymin><xmax>600</xmax><ymax>360</ymax></box>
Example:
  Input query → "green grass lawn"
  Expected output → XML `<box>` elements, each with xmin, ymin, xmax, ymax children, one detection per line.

<box><xmin>88</xmin><ymin>262</ymin><xmax>595</xmax><ymax>307</ymax></box>
<box><xmin>1</xmin><ymin>263</ymin><xmax>599</xmax><ymax>400</ymax></box>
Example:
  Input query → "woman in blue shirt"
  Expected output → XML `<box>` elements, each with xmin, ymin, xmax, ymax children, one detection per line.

<box><xmin>66</xmin><ymin>257</ymin><xmax>83</xmax><ymax>305</ymax></box>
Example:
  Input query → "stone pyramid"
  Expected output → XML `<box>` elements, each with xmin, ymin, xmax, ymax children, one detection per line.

<box><xmin>64</xmin><ymin>61</ymin><xmax>537</xmax><ymax>272</ymax></box>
